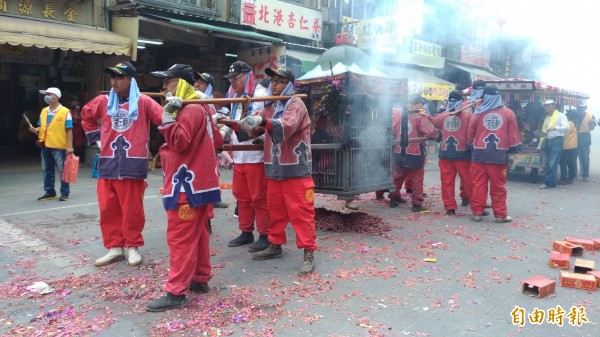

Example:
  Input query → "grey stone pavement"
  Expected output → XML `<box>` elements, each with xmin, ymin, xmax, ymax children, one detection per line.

<box><xmin>0</xmin><ymin>148</ymin><xmax>599</xmax><ymax>337</ymax></box>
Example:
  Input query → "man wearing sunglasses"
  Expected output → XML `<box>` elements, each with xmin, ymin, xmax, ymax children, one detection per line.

<box><xmin>236</xmin><ymin>67</ymin><xmax>317</xmax><ymax>276</ymax></box>
<box><xmin>81</xmin><ymin>61</ymin><xmax>163</xmax><ymax>268</ymax></box>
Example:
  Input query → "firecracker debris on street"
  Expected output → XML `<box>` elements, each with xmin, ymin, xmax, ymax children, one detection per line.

<box><xmin>0</xmin><ymin>154</ymin><xmax>599</xmax><ymax>337</ymax></box>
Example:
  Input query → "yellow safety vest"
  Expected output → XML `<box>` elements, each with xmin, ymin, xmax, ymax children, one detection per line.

<box><xmin>38</xmin><ymin>106</ymin><xmax>70</xmax><ymax>150</ymax></box>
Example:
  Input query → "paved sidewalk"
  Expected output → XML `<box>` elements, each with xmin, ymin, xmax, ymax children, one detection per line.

<box><xmin>0</xmin><ymin>156</ymin><xmax>599</xmax><ymax>337</ymax></box>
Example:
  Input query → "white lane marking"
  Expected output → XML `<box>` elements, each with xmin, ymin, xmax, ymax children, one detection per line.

<box><xmin>0</xmin><ymin>195</ymin><xmax>160</xmax><ymax>217</ymax></box>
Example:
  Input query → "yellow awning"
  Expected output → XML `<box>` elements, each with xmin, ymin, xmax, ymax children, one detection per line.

<box><xmin>0</xmin><ymin>16</ymin><xmax>131</xmax><ymax>56</ymax></box>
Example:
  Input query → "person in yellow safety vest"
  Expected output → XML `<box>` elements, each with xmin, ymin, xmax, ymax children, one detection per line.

<box><xmin>28</xmin><ymin>87</ymin><xmax>74</xmax><ymax>201</ymax></box>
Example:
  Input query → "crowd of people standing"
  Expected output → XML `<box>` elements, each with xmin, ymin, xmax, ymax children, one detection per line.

<box><xmin>28</xmin><ymin>61</ymin><xmax>595</xmax><ymax>313</ymax></box>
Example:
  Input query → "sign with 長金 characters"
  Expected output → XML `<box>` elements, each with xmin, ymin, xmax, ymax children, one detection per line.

<box><xmin>1</xmin><ymin>0</ymin><xmax>94</xmax><ymax>25</ymax></box>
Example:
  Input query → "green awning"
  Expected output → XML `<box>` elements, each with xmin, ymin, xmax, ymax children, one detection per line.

<box><xmin>286</xmin><ymin>49</ymin><xmax>322</xmax><ymax>73</ymax></box>
<box><xmin>162</xmin><ymin>17</ymin><xmax>282</xmax><ymax>44</ymax></box>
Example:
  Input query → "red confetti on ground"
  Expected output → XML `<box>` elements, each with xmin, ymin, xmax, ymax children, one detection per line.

<box><xmin>314</xmin><ymin>208</ymin><xmax>391</xmax><ymax>237</ymax></box>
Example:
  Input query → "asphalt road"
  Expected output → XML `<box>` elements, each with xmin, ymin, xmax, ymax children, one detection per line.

<box><xmin>0</xmin><ymin>150</ymin><xmax>599</xmax><ymax>337</ymax></box>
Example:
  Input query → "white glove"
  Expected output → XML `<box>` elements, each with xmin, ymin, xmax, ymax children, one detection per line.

<box><xmin>238</xmin><ymin>115</ymin><xmax>264</xmax><ymax>132</ymax></box>
<box><xmin>212</xmin><ymin>113</ymin><xmax>229</xmax><ymax>125</ymax></box>
<box><xmin>162</xmin><ymin>96</ymin><xmax>182</xmax><ymax>124</ymax></box>
<box><xmin>96</xmin><ymin>140</ymin><xmax>101</xmax><ymax>148</ymax></box>
<box><xmin>196</xmin><ymin>90</ymin><xmax>208</xmax><ymax>99</ymax></box>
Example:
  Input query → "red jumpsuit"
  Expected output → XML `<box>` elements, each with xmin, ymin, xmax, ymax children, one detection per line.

<box><xmin>392</xmin><ymin>108</ymin><xmax>439</xmax><ymax>206</ymax></box>
<box><xmin>241</xmin><ymin>96</ymin><xmax>316</xmax><ymax>251</ymax></box>
<box><xmin>467</xmin><ymin>106</ymin><xmax>520</xmax><ymax>218</ymax></box>
<box><xmin>159</xmin><ymin>103</ymin><xmax>223</xmax><ymax>296</ymax></box>
<box><xmin>81</xmin><ymin>95</ymin><xmax>163</xmax><ymax>249</ymax></box>
<box><xmin>432</xmin><ymin>108</ymin><xmax>473</xmax><ymax>211</ymax></box>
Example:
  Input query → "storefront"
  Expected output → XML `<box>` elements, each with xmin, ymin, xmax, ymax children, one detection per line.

<box><xmin>0</xmin><ymin>2</ymin><xmax>131</xmax><ymax>153</ymax></box>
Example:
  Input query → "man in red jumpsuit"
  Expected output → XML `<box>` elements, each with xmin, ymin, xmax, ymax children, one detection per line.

<box><xmin>146</xmin><ymin>64</ymin><xmax>223</xmax><ymax>312</ymax></box>
<box><xmin>432</xmin><ymin>90</ymin><xmax>474</xmax><ymax>215</ymax></box>
<box><xmin>221</xmin><ymin>61</ymin><xmax>270</xmax><ymax>252</ymax></box>
<box><xmin>81</xmin><ymin>61</ymin><xmax>163</xmax><ymax>267</ymax></box>
<box><xmin>236</xmin><ymin>67</ymin><xmax>317</xmax><ymax>275</ymax></box>
<box><xmin>392</xmin><ymin>94</ymin><xmax>439</xmax><ymax>212</ymax></box>
<box><xmin>467</xmin><ymin>85</ymin><xmax>520</xmax><ymax>223</ymax></box>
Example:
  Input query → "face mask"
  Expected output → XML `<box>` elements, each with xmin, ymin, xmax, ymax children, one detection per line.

<box><xmin>44</xmin><ymin>96</ymin><xmax>53</xmax><ymax>105</ymax></box>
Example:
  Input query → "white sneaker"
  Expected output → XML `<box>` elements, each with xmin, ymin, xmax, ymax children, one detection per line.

<box><xmin>94</xmin><ymin>247</ymin><xmax>125</xmax><ymax>267</ymax></box>
<box><xmin>127</xmin><ymin>247</ymin><xmax>142</xmax><ymax>266</ymax></box>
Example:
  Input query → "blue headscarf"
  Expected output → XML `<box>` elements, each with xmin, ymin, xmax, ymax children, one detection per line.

<box><xmin>446</xmin><ymin>100</ymin><xmax>463</xmax><ymax>112</ymax></box>
<box><xmin>204</xmin><ymin>83</ymin><xmax>213</xmax><ymax>98</ymax></box>
<box><xmin>106</xmin><ymin>78</ymin><xmax>140</xmax><ymax>120</ymax></box>
<box><xmin>468</xmin><ymin>88</ymin><xmax>484</xmax><ymax>103</ymax></box>
<box><xmin>266</xmin><ymin>81</ymin><xmax>295</xmax><ymax>119</ymax></box>
<box><xmin>475</xmin><ymin>94</ymin><xmax>503</xmax><ymax>115</ymax></box>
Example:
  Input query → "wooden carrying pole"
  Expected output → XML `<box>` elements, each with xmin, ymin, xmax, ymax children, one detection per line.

<box><xmin>98</xmin><ymin>92</ymin><xmax>308</xmax><ymax>104</ymax></box>
<box><xmin>99</xmin><ymin>91</ymin><xmax>165</xmax><ymax>98</ymax></box>
<box><xmin>448</xmin><ymin>99</ymin><xmax>481</xmax><ymax>115</ymax></box>
<box><xmin>182</xmin><ymin>94</ymin><xmax>308</xmax><ymax>106</ymax></box>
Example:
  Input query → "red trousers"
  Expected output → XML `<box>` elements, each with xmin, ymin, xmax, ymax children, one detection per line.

<box><xmin>233</xmin><ymin>163</ymin><xmax>269</xmax><ymax>234</ymax></box>
<box><xmin>165</xmin><ymin>194</ymin><xmax>211</xmax><ymax>296</ymax></box>
<box><xmin>97</xmin><ymin>178</ymin><xmax>147</xmax><ymax>248</ymax></box>
<box><xmin>470</xmin><ymin>162</ymin><xmax>508</xmax><ymax>218</ymax></box>
<box><xmin>392</xmin><ymin>167</ymin><xmax>424</xmax><ymax>205</ymax></box>
<box><xmin>384</xmin><ymin>164</ymin><xmax>412</xmax><ymax>199</ymax></box>
<box><xmin>267</xmin><ymin>177</ymin><xmax>317</xmax><ymax>251</ymax></box>
<box><xmin>439</xmin><ymin>159</ymin><xmax>472</xmax><ymax>210</ymax></box>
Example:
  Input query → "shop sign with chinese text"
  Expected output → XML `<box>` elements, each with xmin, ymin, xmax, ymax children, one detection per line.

<box><xmin>238</xmin><ymin>46</ymin><xmax>286</xmax><ymax>81</ymax></box>
<box><xmin>240</xmin><ymin>0</ymin><xmax>322</xmax><ymax>41</ymax></box>
<box><xmin>411</xmin><ymin>39</ymin><xmax>442</xmax><ymax>57</ymax></box>
<box><xmin>0</xmin><ymin>45</ymin><xmax>54</xmax><ymax>65</ymax></box>
<box><xmin>408</xmin><ymin>81</ymin><xmax>455</xmax><ymax>101</ymax></box>
<box><xmin>0</xmin><ymin>0</ymin><xmax>94</xmax><ymax>25</ymax></box>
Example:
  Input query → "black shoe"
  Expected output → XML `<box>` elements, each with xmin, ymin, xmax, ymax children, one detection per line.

<box><xmin>389</xmin><ymin>199</ymin><xmax>399</xmax><ymax>208</ymax></box>
<box><xmin>482</xmin><ymin>210</ymin><xmax>490</xmax><ymax>216</ymax></box>
<box><xmin>189</xmin><ymin>281</ymin><xmax>209</xmax><ymax>293</ymax></box>
<box><xmin>461</xmin><ymin>198</ymin><xmax>469</xmax><ymax>206</ymax></box>
<box><xmin>38</xmin><ymin>192</ymin><xmax>57</xmax><ymax>201</ymax></box>
<box><xmin>252</xmin><ymin>243</ymin><xmax>283</xmax><ymax>260</ymax></box>
<box><xmin>208</xmin><ymin>220</ymin><xmax>212</xmax><ymax>235</ymax></box>
<box><xmin>411</xmin><ymin>204</ymin><xmax>429</xmax><ymax>213</ymax></box>
<box><xmin>248</xmin><ymin>234</ymin><xmax>270</xmax><ymax>252</ymax></box>
<box><xmin>146</xmin><ymin>293</ymin><xmax>188</xmax><ymax>312</ymax></box>
<box><xmin>59</xmin><ymin>195</ymin><xmax>69</xmax><ymax>201</ymax></box>
<box><xmin>228</xmin><ymin>232</ymin><xmax>254</xmax><ymax>247</ymax></box>
<box><xmin>446</xmin><ymin>209</ymin><xmax>456</xmax><ymax>215</ymax></box>
<box><xmin>375</xmin><ymin>195</ymin><xmax>385</xmax><ymax>201</ymax></box>
<box><xmin>213</xmin><ymin>201</ymin><xmax>229</xmax><ymax>208</ymax></box>
<box><xmin>233</xmin><ymin>205</ymin><xmax>239</xmax><ymax>218</ymax></box>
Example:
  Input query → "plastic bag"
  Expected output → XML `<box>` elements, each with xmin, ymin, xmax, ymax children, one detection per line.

<box><xmin>62</xmin><ymin>153</ymin><xmax>79</xmax><ymax>183</ymax></box>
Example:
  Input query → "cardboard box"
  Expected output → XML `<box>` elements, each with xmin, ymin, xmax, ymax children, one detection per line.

<box><xmin>521</xmin><ymin>276</ymin><xmax>556</xmax><ymax>298</ymax></box>
<box><xmin>549</xmin><ymin>251</ymin><xmax>570</xmax><ymax>269</ymax></box>
<box><xmin>591</xmin><ymin>238</ymin><xmax>600</xmax><ymax>250</ymax></box>
<box><xmin>559</xmin><ymin>271</ymin><xmax>597</xmax><ymax>291</ymax></box>
<box><xmin>565</xmin><ymin>237</ymin><xmax>595</xmax><ymax>252</ymax></box>
<box><xmin>574</xmin><ymin>259</ymin><xmax>595</xmax><ymax>274</ymax></box>
<box><xmin>587</xmin><ymin>271</ymin><xmax>600</xmax><ymax>288</ymax></box>
<box><xmin>553</xmin><ymin>241</ymin><xmax>584</xmax><ymax>256</ymax></box>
